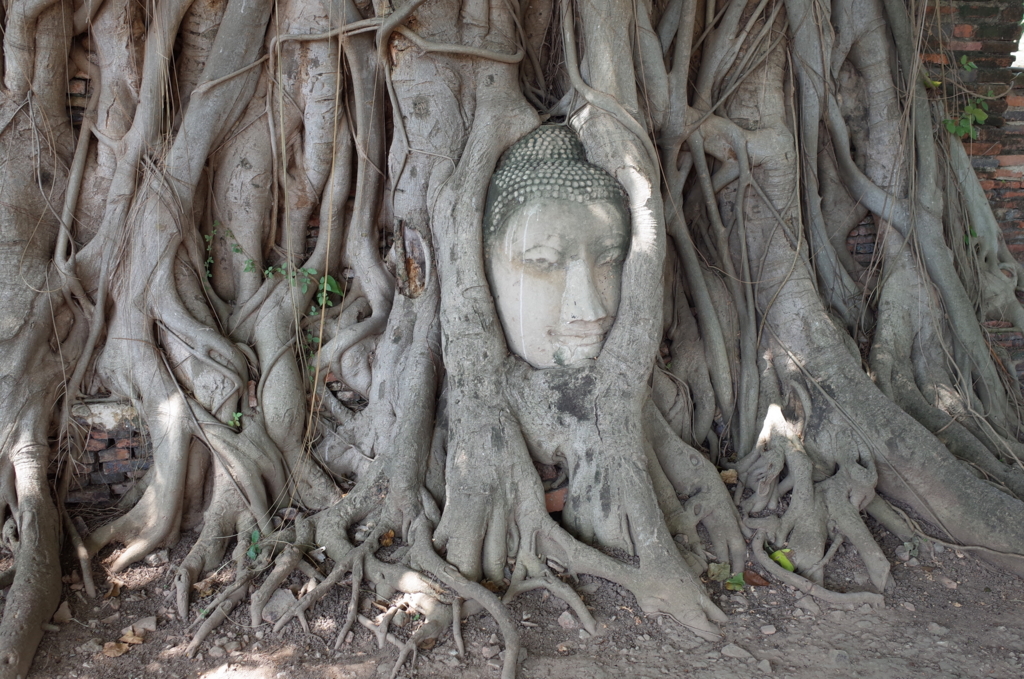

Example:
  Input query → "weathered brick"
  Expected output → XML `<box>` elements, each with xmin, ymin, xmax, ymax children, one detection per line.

<box><xmin>115</xmin><ymin>437</ymin><xmax>141</xmax><ymax>449</ymax></box>
<box><xmin>953</xmin><ymin>24</ymin><xmax>975</xmax><ymax>39</ymax></box>
<box><xmin>950</xmin><ymin>40</ymin><xmax>983</xmax><ymax>51</ymax></box>
<box><xmin>102</xmin><ymin>458</ymin><xmax>150</xmax><ymax>474</ymax></box>
<box><xmin>98</xmin><ymin>447</ymin><xmax>130</xmax><ymax>462</ymax></box>
<box><xmin>90</xmin><ymin>470</ymin><xmax>126</xmax><ymax>485</ymax></box>
<box><xmin>111</xmin><ymin>483</ymin><xmax>134</xmax><ymax>495</ymax></box>
<box><xmin>960</xmin><ymin>6</ymin><xmax>1001</xmax><ymax>19</ymax></box>
<box><xmin>974</xmin><ymin>25</ymin><xmax>1023</xmax><ymax>40</ymax></box>
<box><xmin>66</xmin><ymin>486</ymin><xmax>111</xmax><ymax>504</ymax></box>
<box><xmin>85</xmin><ymin>437</ymin><xmax>110</xmax><ymax>451</ymax></box>
<box><xmin>545</xmin><ymin>487</ymin><xmax>567</xmax><ymax>513</ymax></box>
<box><xmin>89</xmin><ymin>429</ymin><xmax>110</xmax><ymax>440</ymax></box>
<box><xmin>998</xmin><ymin>155</ymin><xmax>1024</xmax><ymax>166</ymax></box>
<box><xmin>965</xmin><ymin>141</ymin><xmax>1002</xmax><ymax>155</ymax></box>
<box><xmin>978</xmin><ymin>41</ymin><xmax>1017</xmax><ymax>55</ymax></box>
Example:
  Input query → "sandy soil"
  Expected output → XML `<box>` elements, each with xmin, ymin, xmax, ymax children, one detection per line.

<box><xmin>20</xmin><ymin>514</ymin><xmax>1024</xmax><ymax>679</ymax></box>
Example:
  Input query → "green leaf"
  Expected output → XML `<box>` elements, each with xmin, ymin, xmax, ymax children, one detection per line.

<box><xmin>974</xmin><ymin>109</ymin><xmax>988</xmax><ymax>124</ymax></box>
<box><xmin>707</xmin><ymin>562</ymin><xmax>731</xmax><ymax>582</ymax></box>
<box><xmin>770</xmin><ymin>549</ymin><xmax>796</xmax><ymax>571</ymax></box>
<box><xmin>944</xmin><ymin>119</ymin><xmax>957</xmax><ymax>133</ymax></box>
<box><xmin>725</xmin><ymin>573</ymin><xmax>746</xmax><ymax>591</ymax></box>
<box><xmin>251</xmin><ymin>529</ymin><xmax>260</xmax><ymax>544</ymax></box>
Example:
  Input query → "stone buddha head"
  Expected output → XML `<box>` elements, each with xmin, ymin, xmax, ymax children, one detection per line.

<box><xmin>483</xmin><ymin>126</ymin><xmax>630</xmax><ymax>369</ymax></box>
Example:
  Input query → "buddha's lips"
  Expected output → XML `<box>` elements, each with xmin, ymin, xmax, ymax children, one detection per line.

<box><xmin>554</xmin><ymin>333</ymin><xmax>604</xmax><ymax>346</ymax></box>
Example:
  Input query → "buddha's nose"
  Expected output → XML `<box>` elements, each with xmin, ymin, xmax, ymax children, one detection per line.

<box><xmin>561</xmin><ymin>259</ymin><xmax>608</xmax><ymax>323</ymax></box>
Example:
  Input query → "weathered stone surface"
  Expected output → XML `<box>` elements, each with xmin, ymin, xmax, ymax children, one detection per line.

<box><xmin>721</xmin><ymin>643</ymin><xmax>753</xmax><ymax>659</ymax></box>
<box><xmin>261</xmin><ymin>589</ymin><xmax>297</xmax><ymax>624</ymax></box>
<box><xmin>72</xmin><ymin>402</ymin><xmax>140</xmax><ymax>431</ymax></box>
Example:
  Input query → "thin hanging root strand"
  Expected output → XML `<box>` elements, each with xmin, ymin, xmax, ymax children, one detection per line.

<box><xmin>751</xmin><ymin>531</ymin><xmax>883</xmax><ymax>607</ymax></box>
<box><xmin>334</xmin><ymin>554</ymin><xmax>364</xmax><ymax>649</ymax></box>
<box><xmin>451</xmin><ymin>597</ymin><xmax>465</xmax><ymax>657</ymax></box>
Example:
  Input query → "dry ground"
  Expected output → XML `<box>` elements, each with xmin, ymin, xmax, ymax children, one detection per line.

<box><xmin>19</xmin><ymin>513</ymin><xmax>1024</xmax><ymax>679</ymax></box>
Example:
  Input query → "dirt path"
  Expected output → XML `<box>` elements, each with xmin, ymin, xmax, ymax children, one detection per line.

<box><xmin>25</xmin><ymin>520</ymin><xmax>1024</xmax><ymax>679</ymax></box>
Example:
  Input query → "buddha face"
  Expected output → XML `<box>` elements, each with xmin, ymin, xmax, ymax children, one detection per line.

<box><xmin>485</xmin><ymin>198</ymin><xmax>630</xmax><ymax>369</ymax></box>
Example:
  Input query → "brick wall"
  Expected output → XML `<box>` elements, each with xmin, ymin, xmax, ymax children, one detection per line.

<box><xmin>845</xmin><ymin>2</ymin><xmax>1024</xmax><ymax>279</ymax></box>
<box><xmin>933</xmin><ymin>0</ymin><xmax>1024</xmax><ymax>256</ymax></box>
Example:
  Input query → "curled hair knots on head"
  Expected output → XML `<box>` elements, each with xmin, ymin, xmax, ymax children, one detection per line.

<box><xmin>484</xmin><ymin>125</ymin><xmax>629</xmax><ymax>238</ymax></box>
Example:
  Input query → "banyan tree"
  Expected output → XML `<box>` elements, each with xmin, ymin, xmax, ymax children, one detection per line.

<box><xmin>1</xmin><ymin>0</ymin><xmax>1023</xmax><ymax>676</ymax></box>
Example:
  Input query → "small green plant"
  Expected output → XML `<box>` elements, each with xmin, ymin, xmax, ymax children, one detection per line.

<box><xmin>944</xmin><ymin>97</ymin><xmax>988</xmax><ymax>139</ymax></box>
<box><xmin>246</xmin><ymin>529</ymin><xmax>261</xmax><ymax>560</ymax></box>
<box><xmin>228</xmin><ymin>412</ymin><xmax>242</xmax><ymax>427</ymax></box>
<box><xmin>942</xmin><ymin>56</ymin><xmax>990</xmax><ymax>140</ymax></box>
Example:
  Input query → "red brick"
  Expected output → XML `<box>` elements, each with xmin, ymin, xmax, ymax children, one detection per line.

<box><xmin>115</xmin><ymin>437</ymin><xmax>141</xmax><ymax>449</ymax></box>
<box><xmin>545</xmin><ymin>487</ymin><xmax>568</xmax><ymax>513</ymax></box>
<box><xmin>995</xmin><ymin>169</ymin><xmax>1024</xmax><ymax>178</ymax></box>
<box><xmin>949</xmin><ymin>40</ymin><xmax>983</xmax><ymax>51</ymax></box>
<box><xmin>1006</xmin><ymin>95</ymin><xmax>1024</xmax><ymax>108</ymax></box>
<box><xmin>921</xmin><ymin>53</ymin><xmax>948</xmax><ymax>65</ymax></box>
<box><xmin>90</xmin><ymin>429</ymin><xmax>110</xmax><ymax>440</ymax></box>
<box><xmin>953</xmin><ymin>25</ymin><xmax>975</xmax><ymax>39</ymax></box>
<box><xmin>85</xmin><ymin>438</ymin><xmax>110</xmax><ymax>451</ymax></box>
<box><xmin>980</xmin><ymin>180</ymin><xmax>996</xmax><ymax>191</ymax></box>
<box><xmin>965</xmin><ymin>142</ymin><xmax>1002</xmax><ymax>155</ymax></box>
<box><xmin>98</xmin><ymin>447</ymin><xmax>130</xmax><ymax>462</ymax></box>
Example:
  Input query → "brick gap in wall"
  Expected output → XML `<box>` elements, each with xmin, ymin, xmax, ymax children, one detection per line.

<box><xmin>51</xmin><ymin>403</ymin><xmax>152</xmax><ymax>505</ymax></box>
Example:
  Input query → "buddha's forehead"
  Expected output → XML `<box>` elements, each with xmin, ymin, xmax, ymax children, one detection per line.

<box><xmin>497</xmin><ymin>198</ymin><xmax>630</xmax><ymax>247</ymax></box>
